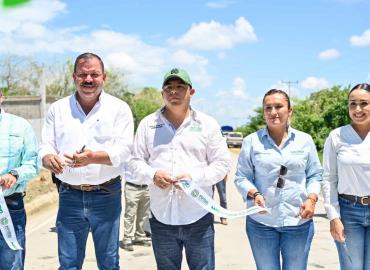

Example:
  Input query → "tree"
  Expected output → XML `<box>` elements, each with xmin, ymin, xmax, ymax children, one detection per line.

<box><xmin>0</xmin><ymin>54</ymin><xmax>42</xmax><ymax>95</ymax></box>
<box><xmin>291</xmin><ymin>85</ymin><xmax>350</xmax><ymax>152</ymax></box>
<box><xmin>235</xmin><ymin>107</ymin><xmax>264</xmax><ymax>136</ymax></box>
<box><xmin>130</xmin><ymin>87</ymin><xmax>163</xmax><ymax>129</ymax></box>
<box><xmin>46</xmin><ymin>59</ymin><xmax>75</xmax><ymax>97</ymax></box>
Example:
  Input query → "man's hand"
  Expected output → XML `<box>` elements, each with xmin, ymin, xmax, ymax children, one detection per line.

<box><xmin>153</xmin><ymin>170</ymin><xmax>174</xmax><ymax>189</ymax></box>
<box><xmin>330</xmin><ymin>218</ymin><xmax>345</xmax><ymax>242</ymax></box>
<box><xmin>0</xmin><ymin>174</ymin><xmax>17</xmax><ymax>189</ymax></box>
<box><xmin>64</xmin><ymin>149</ymin><xmax>93</xmax><ymax>168</ymax></box>
<box><xmin>299</xmin><ymin>198</ymin><xmax>316</xmax><ymax>219</ymax></box>
<box><xmin>173</xmin><ymin>174</ymin><xmax>192</xmax><ymax>190</ymax></box>
<box><xmin>42</xmin><ymin>154</ymin><xmax>64</xmax><ymax>174</ymax></box>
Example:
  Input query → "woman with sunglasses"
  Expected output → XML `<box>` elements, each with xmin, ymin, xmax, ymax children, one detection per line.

<box><xmin>234</xmin><ymin>89</ymin><xmax>322</xmax><ymax>270</ymax></box>
<box><xmin>322</xmin><ymin>83</ymin><xmax>370</xmax><ymax>270</ymax></box>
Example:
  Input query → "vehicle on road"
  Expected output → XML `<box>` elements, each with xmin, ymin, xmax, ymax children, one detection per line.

<box><xmin>226</xmin><ymin>132</ymin><xmax>243</xmax><ymax>148</ymax></box>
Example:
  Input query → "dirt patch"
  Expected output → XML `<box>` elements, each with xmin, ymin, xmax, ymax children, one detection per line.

<box><xmin>229</xmin><ymin>148</ymin><xmax>241</xmax><ymax>155</ymax></box>
<box><xmin>24</xmin><ymin>169</ymin><xmax>56</xmax><ymax>204</ymax></box>
<box><xmin>24</xmin><ymin>169</ymin><xmax>58</xmax><ymax>215</ymax></box>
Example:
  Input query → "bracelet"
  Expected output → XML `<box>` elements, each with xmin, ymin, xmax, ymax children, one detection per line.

<box><xmin>253</xmin><ymin>191</ymin><xmax>263</xmax><ymax>200</ymax></box>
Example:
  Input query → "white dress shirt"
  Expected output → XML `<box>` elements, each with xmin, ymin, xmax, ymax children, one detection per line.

<box><xmin>128</xmin><ymin>108</ymin><xmax>231</xmax><ymax>225</ymax></box>
<box><xmin>322</xmin><ymin>124</ymin><xmax>370</xmax><ymax>220</ymax></box>
<box><xmin>39</xmin><ymin>91</ymin><xmax>134</xmax><ymax>185</ymax></box>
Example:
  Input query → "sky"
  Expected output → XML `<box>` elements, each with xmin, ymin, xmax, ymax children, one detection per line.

<box><xmin>0</xmin><ymin>0</ymin><xmax>369</xmax><ymax>127</ymax></box>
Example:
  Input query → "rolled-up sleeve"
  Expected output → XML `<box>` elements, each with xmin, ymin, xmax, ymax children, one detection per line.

<box><xmin>322</xmin><ymin>134</ymin><xmax>340</xmax><ymax>220</ymax></box>
<box><xmin>234</xmin><ymin>136</ymin><xmax>257</xmax><ymax>201</ymax></box>
<box><xmin>305</xmin><ymin>136</ymin><xmax>323</xmax><ymax>195</ymax></box>
<box><xmin>105</xmin><ymin>103</ymin><xmax>134</xmax><ymax>167</ymax></box>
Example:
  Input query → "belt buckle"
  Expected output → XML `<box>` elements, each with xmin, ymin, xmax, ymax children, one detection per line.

<box><xmin>360</xmin><ymin>196</ymin><xmax>370</xmax><ymax>205</ymax></box>
<box><xmin>80</xmin><ymin>184</ymin><xmax>94</xmax><ymax>192</ymax></box>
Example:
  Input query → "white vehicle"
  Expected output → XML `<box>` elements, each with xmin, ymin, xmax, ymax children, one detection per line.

<box><xmin>226</xmin><ymin>132</ymin><xmax>243</xmax><ymax>148</ymax></box>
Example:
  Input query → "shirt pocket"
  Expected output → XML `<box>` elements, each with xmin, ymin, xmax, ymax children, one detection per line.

<box><xmin>0</xmin><ymin>133</ymin><xmax>23</xmax><ymax>157</ymax></box>
<box><xmin>252</xmin><ymin>150</ymin><xmax>275</xmax><ymax>175</ymax></box>
<box><xmin>285</xmin><ymin>150</ymin><xmax>308</xmax><ymax>172</ymax></box>
<box><xmin>94</xmin><ymin>122</ymin><xmax>113</xmax><ymax>144</ymax></box>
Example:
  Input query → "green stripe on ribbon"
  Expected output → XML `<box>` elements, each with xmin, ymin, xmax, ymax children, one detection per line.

<box><xmin>3</xmin><ymin>0</ymin><xmax>30</xmax><ymax>7</ymax></box>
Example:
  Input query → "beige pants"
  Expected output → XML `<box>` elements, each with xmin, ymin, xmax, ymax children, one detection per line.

<box><xmin>122</xmin><ymin>183</ymin><xmax>150</xmax><ymax>243</ymax></box>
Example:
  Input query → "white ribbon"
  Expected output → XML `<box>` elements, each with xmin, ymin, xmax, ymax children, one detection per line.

<box><xmin>178</xmin><ymin>180</ymin><xmax>269</xmax><ymax>219</ymax></box>
<box><xmin>0</xmin><ymin>189</ymin><xmax>23</xmax><ymax>250</ymax></box>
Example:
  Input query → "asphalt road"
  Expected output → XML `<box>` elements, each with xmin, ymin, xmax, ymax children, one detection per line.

<box><xmin>25</xmin><ymin>150</ymin><xmax>340</xmax><ymax>269</ymax></box>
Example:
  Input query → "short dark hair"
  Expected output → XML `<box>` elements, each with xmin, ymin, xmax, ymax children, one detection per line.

<box><xmin>263</xmin><ymin>89</ymin><xmax>291</xmax><ymax>109</ymax></box>
<box><xmin>348</xmin><ymin>83</ymin><xmax>370</xmax><ymax>98</ymax></box>
<box><xmin>73</xmin><ymin>52</ymin><xmax>105</xmax><ymax>73</ymax></box>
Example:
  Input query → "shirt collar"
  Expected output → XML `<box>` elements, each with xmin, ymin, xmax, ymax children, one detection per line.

<box><xmin>262</xmin><ymin>126</ymin><xmax>294</xmax><ymax>140</ymax></box>
<box><xmin>72</xmin><ymin>90</ymin><xmax>105</xmax><ymax>114</ymax></box>
<box><xmin>159</xmin><ymin>105</ymin><xmax>201</xmax><ymax>124</ymax></box>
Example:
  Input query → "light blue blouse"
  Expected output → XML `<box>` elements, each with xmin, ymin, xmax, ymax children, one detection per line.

<box><xmin>234</xmin><ymin>127</ymin><xmax>322</xmax><ymax>227</ymax></box>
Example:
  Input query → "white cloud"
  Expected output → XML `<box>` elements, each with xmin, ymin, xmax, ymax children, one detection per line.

<box><xmin>0</xmin><ymin>0</ymin><xmax>66</xmax><ymax>34</ymax></box>
<box><xmin>301</xmin><ymin>77</ymin><xmax>329</xmax><ymax>90</ymax></box>
<box><xmin>0</xmin><ymin>0</ymin><xmax>216</xmax><ymax>88</ymax></box>
<box><xmin>206</xmin><ymin>0</ymin><xmax>234</xmax><ymax>9</ymax></box>
<box><xmin>232</xmin><ymin>77</ymin><xmax>247</xmax><ymax>99</ymax></box>
<box><xmin>350</xmin><ymin>29</ymin><xmax>370</xmax><ymax>46</ymax></box>
<box><xmin>319</xmin><ymin>48</ymin><xmax>340</xmax><ymax>60</ymax></box>
<box><xmin>168</xmin><ymin>50</ymin><xmax>213</xmax><ymax>87</ymax></box>
<box><xmin>216</xmin><ymin>77</ymin><xmax>247</xmax><ymax>99</ymax></box>
<box><xmin>168</xmin><ymin>17</ymin><xmax>257</xmax><ymax>51</ymax></box>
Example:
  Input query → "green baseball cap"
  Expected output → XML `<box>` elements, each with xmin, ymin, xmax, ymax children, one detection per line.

<box><xmin>162</xmin><ymin>68</ymin><xmax>192</xmax><ymax>88</ymax></box>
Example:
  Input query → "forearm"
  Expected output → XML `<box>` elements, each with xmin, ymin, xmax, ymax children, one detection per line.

<box><xmin>90</xmin><ymin>151</ymin><xmax>113</xmax><ymax>165</ymax></box>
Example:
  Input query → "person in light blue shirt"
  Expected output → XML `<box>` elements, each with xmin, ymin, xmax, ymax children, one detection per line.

<box><xmin>235</xmin><ymin>89</ymin><xmax>322</xmax><ymax>270</ymax></box>
<box><xmin>0</xmin><ymin>91</ymin><xmax>39</xmax><ymax>270</ymax></box>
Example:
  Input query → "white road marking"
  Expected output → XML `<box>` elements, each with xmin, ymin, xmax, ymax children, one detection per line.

<box><xmin>26</xmin><ymin>215</ymin><xmax>56</xmax><ymax>236</ymax></box>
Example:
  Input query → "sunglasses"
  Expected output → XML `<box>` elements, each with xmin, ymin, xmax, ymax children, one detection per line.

<box><xmin>277</xmin><ymin>165</ymin><xmax>287</xmax><ymax>188</ymax></box>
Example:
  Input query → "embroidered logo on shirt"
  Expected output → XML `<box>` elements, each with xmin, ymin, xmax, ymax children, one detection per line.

<box><xmin>189</xmin><ymin>123</ymin><xmax>202</xmax><ymax>132</ymax></box>
<box><xmin>290</xmin><ymin>150</ymin><xmax>304</xmax><ymax>154</ymax></box>
<box><xmin>149</xmin><ymin>124</ymin><xmax>164</xmax><ymax>129</ymax></box>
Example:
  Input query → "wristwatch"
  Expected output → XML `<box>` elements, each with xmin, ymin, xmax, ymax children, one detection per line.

<box><xmin>9</xmin><ymin>170</ymin><xmax>19</xmax><ymax>180</ymax></box>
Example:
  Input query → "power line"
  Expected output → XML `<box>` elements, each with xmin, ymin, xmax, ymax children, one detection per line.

<box><xmin>281</xmin><ymin>80</ymin><xmax>299</xmax><ymax>96</ymax></box>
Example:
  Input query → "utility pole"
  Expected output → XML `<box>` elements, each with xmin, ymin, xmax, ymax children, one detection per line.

<box><xmin>281</xmin><ymin>80</ymin><xmax>299</xmax><ymax>96</ymax></box>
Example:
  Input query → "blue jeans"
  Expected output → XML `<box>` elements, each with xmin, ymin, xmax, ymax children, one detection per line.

<box><xmin>335</xmin><ymin>196</ymin><xmax>370</xmax><ymax>270</ymax></box>
<box><xmin>149</xmin><ymin>213</ymin><xmax>215</xmax><ymax>270</ymax></box>
<box><xmin>213</xmin><ymin>180</ymin><xmax>227</xmax><ymax>209</ymax></box>
<box><xmin>246</xmin><ymin>217</ymin><xmax>314</xmax><ymax>270</ymax></box>
<box><xmin>57</xmin><ymin>180</ymin><xmax>122</xmax><ymax>270</ymax></box>
<box><xmin>0</xmin><ymin>194</ymin><xmax>26</xmax><ymax>270</ymax></box>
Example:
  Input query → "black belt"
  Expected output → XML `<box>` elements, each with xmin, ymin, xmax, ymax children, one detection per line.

<box><xmin>61</xmin><ymin>176</ymin><xmax>121</xmax><ymax>192</ymax></box>
<box><xmin>5</xmin><ymin>192</ymin><xmax>25</xmax><ymax>201</ymax></box>
<box><xmin>125</xmin><ymin>182</ymin><xmax>148</xmax><ymax>189</ymax></box>
<box><xmin>339</xmin><ymin>194</ymin><xmax>370</xmax><ymax>206</ymax></box>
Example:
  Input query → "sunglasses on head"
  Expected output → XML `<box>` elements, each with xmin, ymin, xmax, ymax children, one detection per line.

<box><xmin>277</xmin><ymin>165</ymin><xmax>287</xmax><ymax>188</ymax></box>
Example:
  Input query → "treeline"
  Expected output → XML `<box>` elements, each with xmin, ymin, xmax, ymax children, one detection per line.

<box><xmin>0</xmin><ymin>55</ymin><xmax>163</xmax><ymax>129</ymax></box>
<box><xmin>236</xmin><ymin>85</ymin><xmax>351</xmax><ymax>153</ymax></box>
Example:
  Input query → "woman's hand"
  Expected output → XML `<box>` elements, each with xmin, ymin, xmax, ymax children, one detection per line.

<box><xmin>299</xmin><ymin>198</ymin><xmax>316</xmax><ymax>219</ymax></box>
<box><xmin>330</xmin><ymin>218</ymin><xmax>345</xmax><ymax>242</ymax></box>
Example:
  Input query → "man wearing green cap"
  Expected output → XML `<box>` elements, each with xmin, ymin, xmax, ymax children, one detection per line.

<box><xmin>128</xmin><ymin>68</ymin><xmax>231</xmax><ymax>269</ymax></box>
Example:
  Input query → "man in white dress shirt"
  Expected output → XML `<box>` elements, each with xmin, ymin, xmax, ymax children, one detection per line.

<box><xmin>128</xmin><ymin>68</ymin><xmax>231</xmax><ymax>270</ymax></box>
<box><xmin>39</xmin><ymin>52</ymin><xmax>134</xmax><ymax>270</ymax></box>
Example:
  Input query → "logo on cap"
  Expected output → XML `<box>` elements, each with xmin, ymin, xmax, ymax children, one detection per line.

<box><xmin>170</xmin><ymin>68</ymin><xmax>179</xmax><ymax>74</ymax></box>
